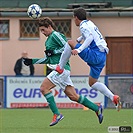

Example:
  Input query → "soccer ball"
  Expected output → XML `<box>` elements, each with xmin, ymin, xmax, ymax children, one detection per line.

<box><xmin>27</xmin><ymin>4</ymin><xmax>42</xmax><ymax>19</ymax></box>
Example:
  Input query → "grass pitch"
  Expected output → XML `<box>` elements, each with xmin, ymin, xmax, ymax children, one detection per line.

<box><xmin>0</xmin><ymin>108</ymin><xmax>132</xmax><ymax>133</ymax></box>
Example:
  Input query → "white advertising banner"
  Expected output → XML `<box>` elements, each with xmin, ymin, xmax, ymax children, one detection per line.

<box><xmin>6</xmin><ymin>76</ymin><xmax>105</xmax><ymax>108</ymax></box>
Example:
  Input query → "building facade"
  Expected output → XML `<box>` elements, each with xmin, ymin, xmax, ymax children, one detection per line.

<box><xmin>0</xmin><ymin>0</ymin><xmax>133</xmax><ymax>75</ymax></box>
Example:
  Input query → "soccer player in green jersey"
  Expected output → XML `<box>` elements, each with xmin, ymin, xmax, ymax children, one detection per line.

<box><xmin>24</xmin><ymin>17</ymin><xmax>103</xmax><ymax>126</ymax></box>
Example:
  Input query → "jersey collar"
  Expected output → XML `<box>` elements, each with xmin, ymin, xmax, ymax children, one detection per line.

<box><xmin>80</xmin><ymin>20</ymin><xmax>88</xmax><ymax>26</ymax></box>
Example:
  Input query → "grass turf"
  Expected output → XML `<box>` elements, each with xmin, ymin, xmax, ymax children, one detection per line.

<box><xmin>0</xmin><ymin>108</ymin><xmax>132</xmax><ymax>133</ymax></box>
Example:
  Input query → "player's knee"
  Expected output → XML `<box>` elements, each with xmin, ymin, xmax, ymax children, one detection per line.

<box><xmin>40</xmin><ymin>86</ymin><xmax>52</xmax><ymax>95</ymax></box>
<box><xmin>67</xmin><ymin>40</ymin><xmax>76</xmax><ymax>48</ymax></box>
<box><xmin>40</xmin><ymin>86</ymin><xmax>48</xmax><ymax>95</ymax></box>
<box><xmin>89</xmin><ymin>82</ymin><xmax>93</xmax><ymax>87</ymax></box>
<box><xmin>67</xmin><ymin>40</ymin><xmax>73</xmax><ymax>44</ymax></box>
<box><xmin>40</xmin><ymin>87</ymin><xmax>45</xmax><ymax>95</ymax></box>
<box><xmin>89</xmin><ymin>80</ymin><xmax>96</xmax><ymax>87</ymax></box>
<box><xmin>89</xmin><ymin>77</ymin><xmax>97</xmax><ymax>86</ymax></box>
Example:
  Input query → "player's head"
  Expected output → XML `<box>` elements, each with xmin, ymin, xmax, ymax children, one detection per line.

<box><xmin>73</xmin><ymin>7</ymin><xmax>87</xmax><ymax>26</ymax></box>
<box><xmin>38</xmin><ymin>17</ymin><xmax>55</xmax><ymax>36</ymax></box>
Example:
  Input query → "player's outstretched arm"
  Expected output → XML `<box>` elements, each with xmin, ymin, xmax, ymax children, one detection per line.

<box><xmin>23</xmin><ymin>57</ymin><xmax>49</xmax><ymax>66</ymax></box>
<box><xmin>32</xmin><ymin>57</ymin><xmax>49</xmax><ymax>64</ymax></box>
<box><xmin>44</xmin><ymin>48</ymin><xmax>65</xmax><ymax>56</ymax></box>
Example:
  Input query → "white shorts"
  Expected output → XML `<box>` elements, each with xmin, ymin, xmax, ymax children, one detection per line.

<box><xmin>47</xmin><ymin>70</ymin><xmax>74</xmax><ymax>91</ymax></box>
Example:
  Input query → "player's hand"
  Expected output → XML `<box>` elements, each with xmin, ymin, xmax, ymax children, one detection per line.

<box><xmin>44</xmin><ymin>50</ymin><xmax>54</xmax><ymax>57</ymax></box>
<box><xmin>23</xmin><ymin>58</ymin><xmax>32</xmax><ymax>66</ymax></box>
<box><xmin>71</xmin><ymin>49</ymin><xmax>79</xmax><ymax>55</ymax></box>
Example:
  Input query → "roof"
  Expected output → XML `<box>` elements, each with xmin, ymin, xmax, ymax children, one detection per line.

<box><xmin>0</xmin><ymin>0</ymin><xmax>133</xmax><ymax>8</ymax></box>
<box><xmin>0</xmin><ymin>0</ymin><xmax>132</xmax><ymax>17</ymax></box>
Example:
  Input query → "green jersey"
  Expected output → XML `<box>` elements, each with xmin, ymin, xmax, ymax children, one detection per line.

<box><xmin>32</xmin><ymin>31</ymin><xmax>70</xmax><ymax>71</ymax></box>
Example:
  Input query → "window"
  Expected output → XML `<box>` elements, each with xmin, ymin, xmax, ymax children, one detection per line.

<box><xmin>20</xmin><ymin>19</ymin><xmax>71</xmax><ymax>39</ymax></box>
<box><xmin>20</xmin><ymin>20</ymin><xmax>39</xmax><ymax>39</ymax></box>
<box><xmin>0</xmin><ymin>20</ymin><xmax>9</xmax><ymax>39</ymax></box>
<box><xmin>53</xmin><ymin>20</ymin><xmax>71</xmax><ymax>38</ymax></box>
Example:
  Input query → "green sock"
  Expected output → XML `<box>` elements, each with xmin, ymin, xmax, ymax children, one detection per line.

<box><xmin>44</xmin><ymin>92</ymin><xmax>60</xmax><ymax>115</ymax></box>
<box><xmin>78</xmin><ymin>95</ymin><xmax>99</xmax><ymax>112</ymax></box>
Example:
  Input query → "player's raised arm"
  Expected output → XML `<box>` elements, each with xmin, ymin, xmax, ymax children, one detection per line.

<box><xmin>23</xmin><ymin>57</ymin><xmax>49</xmax><ymax>66</ymax></box>
<box><xmin>73</xmin><ymin>35</ymin><xmax>93</xmax><ymax>55</ymax></box>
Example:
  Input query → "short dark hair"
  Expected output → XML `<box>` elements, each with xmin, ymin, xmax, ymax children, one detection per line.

<box><xmin>73</xmin><ymin>7</ymin><xmax>87</xmax><ymax>20</ymax></box>
<box><xmin>38</xmin><ymin>17</ymin><xmax>55</xmax><ymax>29</ymax></box>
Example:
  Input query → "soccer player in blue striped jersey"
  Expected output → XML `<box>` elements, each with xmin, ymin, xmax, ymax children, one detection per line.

<box><xmin>54</xmin><ymin>8</ymin><xmax>121</xmax><ymax>111</ymax></box>
<box><xmin>23</xmin><ymin>17</ymin><xmax>103</xmax><ymax>126</ymax></box>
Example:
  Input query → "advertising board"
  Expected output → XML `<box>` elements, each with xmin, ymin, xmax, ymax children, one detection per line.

<box><xmin>107</xmin><ymin>76</ymin><xmax>133</xmax><ymax>108</ymax></box>
<box><xmin>5</xmin><ymin>76</ymin><xmax>105</xmax><ymax>108</ymax></box>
